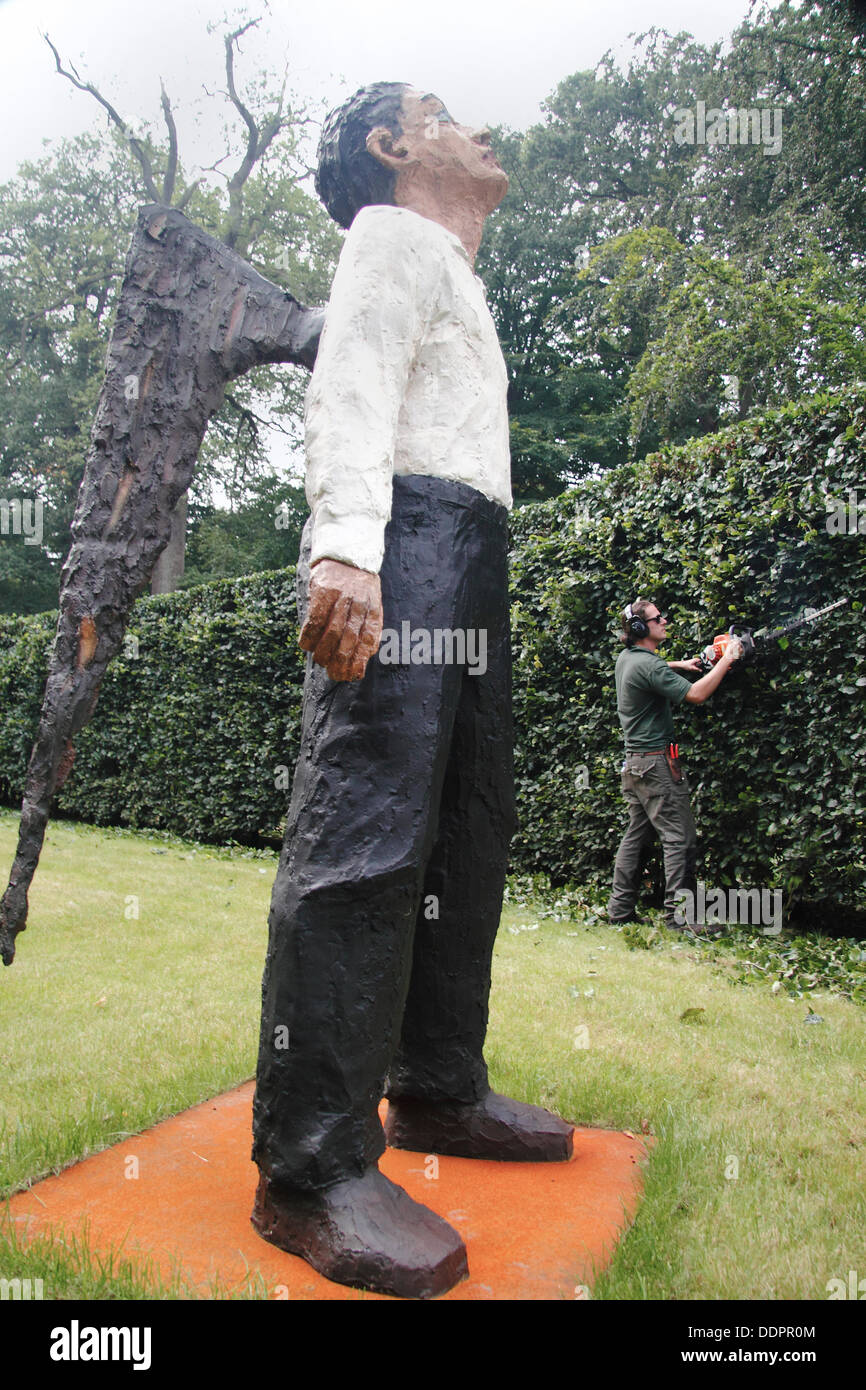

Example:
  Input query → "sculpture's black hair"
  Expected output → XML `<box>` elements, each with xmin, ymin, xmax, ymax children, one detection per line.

<box><xmin>315</xmin><ymin>82</ymin><xmax>411</xmax><ymax>229</ymax></box>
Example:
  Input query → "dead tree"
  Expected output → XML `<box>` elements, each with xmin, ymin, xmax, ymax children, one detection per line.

<box><xmin>0</xmin><ymin>205</ymin><xmax>322</xmax><ymax>964</ymax></box>
<box><xmin>43</xmin><ymin>21</ymin><xmax>316</xmax><ymax>593</ymax></box>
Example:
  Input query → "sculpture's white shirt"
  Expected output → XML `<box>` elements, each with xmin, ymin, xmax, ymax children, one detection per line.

<box><xmin>305</xmin><ymin>204</ymin><xmax>512</xmax><ymax>573</ymax></box>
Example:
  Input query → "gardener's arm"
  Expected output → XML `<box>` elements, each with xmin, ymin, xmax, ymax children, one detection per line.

<box><xmin>684</xmin><ymin>639</ymin><xmax>743</xmax><ymax>703</ymax></box>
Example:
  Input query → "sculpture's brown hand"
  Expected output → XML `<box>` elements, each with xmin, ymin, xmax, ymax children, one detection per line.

<box><xmin>300</xmin><ymin>559</ymin><xmax>383</xmax><ymax>681</ymax></box>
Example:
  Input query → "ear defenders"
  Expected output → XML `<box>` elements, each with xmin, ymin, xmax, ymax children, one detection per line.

<box><xmin>623</xmin><ymin>602</ymin><xmax>650</xmax><ymax>639</ymax></box>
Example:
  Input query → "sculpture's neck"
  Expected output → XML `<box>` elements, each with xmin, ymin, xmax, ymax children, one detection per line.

<box><xmin>396</xmin><ymin>185</ymin><xmax>487</xmax><ymax>268</ymax></box>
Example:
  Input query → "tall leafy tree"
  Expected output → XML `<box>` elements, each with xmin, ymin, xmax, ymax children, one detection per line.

<box><xmin>564</xmin><ymin>227</ymin><xmax>866</xmax><ymax>451</ymax></box>
<box><xmin>479</xmin><ymin>30</ymin><xmax>723</xmax><ymax>496</ymax></box>
<box><xmin>0</xmin><ymin>18</ymin><xmax>341</xmax><ymax>612</ymax></box>
<box><xmin>0</xmin><ymin>134</ymin><xmax>148</xmax><ymax>612</ymax></box>
<box><xmin>479</xmin><ymin>1</ymin><xmax>865</xmax><ymax>497</ymax></box>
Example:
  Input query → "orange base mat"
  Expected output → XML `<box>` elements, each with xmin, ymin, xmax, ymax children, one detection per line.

<box><xmin>7</xmin><ymin>1083</ymin><xmax>650</xmax><ymax>1300</ymax></box>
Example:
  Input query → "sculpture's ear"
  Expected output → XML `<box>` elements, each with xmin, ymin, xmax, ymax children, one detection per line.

<box><xmin>366</xmin><ymin>125</ymin><xmax>410</xmax><ymax>171</ymax></box>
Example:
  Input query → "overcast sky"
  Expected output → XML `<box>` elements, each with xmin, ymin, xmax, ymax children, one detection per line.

<box><xmin>0</xmin><ymin>0</ymin><xmax>760</xmax><ymax>184</ymax></box>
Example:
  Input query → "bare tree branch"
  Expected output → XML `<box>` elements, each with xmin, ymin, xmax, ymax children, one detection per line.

<box><xmin>173</xmin><ymin>153</ymin><xmax>232</xmax><ymax>211</ymax></box>
<box><xmin>45</xmin><ymin>24</ymin><xmax>304</xmax><ymax>250</ymax></box>
<box><xmin>198</xmin><ymin>153</ymin><xmax>235</xmax><ymax>181</ymax></box>
<box><xmin>224</xmin><ymin>389</ymin><xmax>270</xmax><ymax>440</ymax></box>
<box><xmin>274</xmin><ymin>59</ymin><xmax>289</xmax><ymax>124</ymax></box>
<box><xmin>175</xmin><ymin>181</ymin><xmax>201</xmax><ymax>213</ymax></box>
<box><xmin>160</xmin><ymin>81</ymin><xmax>179</xmax><ymax>204</ymax></box>
<box><xmin>225</xmin><ymin>20</ymin><xmax>260</xmax><ymax>147</ymax></box>
<box><xmin>221</xmin><ymin>19</ymin><xmax>290</xmax><ymax>252</ymax></box>
<box><xmin>44</xmin><ymin>33</ymin><xmax>161</xmax><ymax>202</ymax></box>
<box><xmin>223</xmin><ymin>20</ymin><xmax>264</xmax><ymax>250</ymax></box>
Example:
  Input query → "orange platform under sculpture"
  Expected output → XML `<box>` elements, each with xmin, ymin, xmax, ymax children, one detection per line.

<box><xmin>7</xmin><ymin>1082</ymin><xmax>650</xmax><ymax>1300</ymax></box>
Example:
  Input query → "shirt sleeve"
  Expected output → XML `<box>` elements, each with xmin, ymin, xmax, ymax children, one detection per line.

<box><xmin>644</xmin><ymin>661</ymin><xmax>692</xmax><ymax>704</ymax></box>
<box><xmin>304</xmin><ymin>207</ymin><xmax>440</xmax><ymax>573</ymax></box>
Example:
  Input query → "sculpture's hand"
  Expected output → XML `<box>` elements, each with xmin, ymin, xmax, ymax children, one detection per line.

<box><xmin>300</xmin><ymin>558</ymin><xmax>383</xmax><ymax>681</ymax></box>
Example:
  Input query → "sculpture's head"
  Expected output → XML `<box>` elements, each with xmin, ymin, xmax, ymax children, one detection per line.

<box><xmin>316</xmin><ymin>82</ymin><xmax>411</xmax><ymax>229</ymax></box>
<box><xmin>316</xmin><ymin>83</ymin><xmax>507</xmax><ymax>229</ymax></box>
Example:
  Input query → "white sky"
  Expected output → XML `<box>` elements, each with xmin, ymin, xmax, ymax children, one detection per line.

<box><xmin>0</xmin><ymin>0</ymin><xmax>759</xmax><ymax>184</ymax></box>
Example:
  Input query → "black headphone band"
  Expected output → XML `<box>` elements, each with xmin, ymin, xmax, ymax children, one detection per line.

<box><xmin>624</xmin><ymin>601</ymin><xmax>650</xmax><ymax>638</ymax></box>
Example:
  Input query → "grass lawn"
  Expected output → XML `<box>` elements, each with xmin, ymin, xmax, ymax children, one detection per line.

<box><xmin>1</xmin><ymin>810</ymin><xmax>864</xmax><ymax>1300</ymax></box>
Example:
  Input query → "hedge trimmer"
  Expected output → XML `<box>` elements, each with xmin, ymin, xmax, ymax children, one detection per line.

<box><xmin>697</xmin><ymin>597</ymin><xmax>849</xmax><ymax>671</ymax></box>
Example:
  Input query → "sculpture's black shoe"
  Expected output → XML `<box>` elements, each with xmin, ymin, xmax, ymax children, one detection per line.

<box><xmin>251</xmin><ymin>1166</ymin><xmax>468</xmax><ymax>1300</ymax></box>
<box><xmin>385</xmin><ymin>1091</ymin><xmax>575</xmax><ymax>1162</ymax></box>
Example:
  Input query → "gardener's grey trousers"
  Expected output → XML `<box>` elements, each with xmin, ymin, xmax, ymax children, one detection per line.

<box><xmin>607</xmin><ymin>752</ymin><xmax>697</xmax><ymax>925</ymax></box>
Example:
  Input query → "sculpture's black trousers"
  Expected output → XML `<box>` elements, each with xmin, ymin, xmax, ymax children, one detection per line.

<box><xmin>252</xmin><ymin>475</ymin><xmax>516</xmax><ymax>1192</ymax></box>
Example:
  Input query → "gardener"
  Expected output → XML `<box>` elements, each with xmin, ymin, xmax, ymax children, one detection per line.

<box><xmin>607</xmin><ymin>599</ymin><xmax>742</xmax><ymax>930</ymax></box>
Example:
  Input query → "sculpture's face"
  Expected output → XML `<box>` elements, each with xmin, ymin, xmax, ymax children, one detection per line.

<box><xmin>381</xmin><ymin>87</ymin><xmax>509</xmax><ymax>214</ymax></box>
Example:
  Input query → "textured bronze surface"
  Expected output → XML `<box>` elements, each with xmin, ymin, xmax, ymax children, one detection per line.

<box><xmin>0</xmin><ymin>205</ymin><xmax>322</xmax><ymax>965</ymax></box>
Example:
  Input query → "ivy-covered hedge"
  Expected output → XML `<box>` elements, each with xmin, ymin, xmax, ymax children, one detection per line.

<box><xmin>1</xmin><ymin>388</ymin><xmax>864</xmax><ymax>923</ymax></box>
<box><xmin>509</xmin><ymin>386</ymin><xmax>866</xmax><ymax>924</ymax></box>
<box><xmin>0</xmin><ymin>572</ymin><xmax>307</xmax><ymax>846</ymax></box>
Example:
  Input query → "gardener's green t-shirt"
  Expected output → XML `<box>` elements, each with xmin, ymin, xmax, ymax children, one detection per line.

<box><xmin>614</xmin><ymin>646</ymin><xmax>692</xmax><ymax>751</ymax></box>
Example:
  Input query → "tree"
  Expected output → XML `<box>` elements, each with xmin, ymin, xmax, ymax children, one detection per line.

<box><xmin>478</xmin><ymin>31</ymin><xmax>724</xmax><ymax>496</ymax></box>
<box><xmin>1</xmin><ymin>203</ymin><xmax>322</xmax><ymax>965</ymax></box>
<box><xmin>559</xmin><ymin>227</ymin><xmax>866</xmax><ymax>453</ymax></box>
<box><xmin>0</xmin><ymin>18</ymin><xmax>341</xmax><ymax>612</ymax></box>
<box><xmin>0</xmin><ymin>133</ymin><xmax>147</xmax><ymax>611</ymax></box>
<box><xmin>183</xmin><ymin>477</ymin><xmax>309</xmax><ymax>587</ymax></box>
<box><xmin>478</xmin><ymin>2</ymin><xmax>866</xmax><ymax>494</ymax></box>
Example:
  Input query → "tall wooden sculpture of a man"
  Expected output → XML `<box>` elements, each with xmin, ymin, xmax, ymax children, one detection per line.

<box><xmin>251</xmin><ymin>83</ymin><xmax>575</xmax><ymax>1299</ymax></box>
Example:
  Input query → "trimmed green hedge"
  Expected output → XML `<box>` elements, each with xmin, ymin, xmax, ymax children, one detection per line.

<box><xmin>1</xmin><ymin>388</ymin><xmax>864</xmax><ymax>922</ymax></box>
<box><xmin>510</xmin><ymin>386</ymin><xmax>866</xmax><ymax>922</ymax></box>
<box><xmin>0</xmin><ymin>572</ymin><xmax>307</xmax><ymax>846</ymax></box>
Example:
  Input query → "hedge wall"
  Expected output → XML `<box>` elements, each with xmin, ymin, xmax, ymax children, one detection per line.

<box><xmin>1</xmin><ymin>387</ymin><xmax>864</xmax><ymax>922</ymax></box>
<box><xmin>510</xmin><ymin>386</ymin><xmax>866</xmax><ymax>923</ymax></box>
<box><xmin>0</xmin><ymin>571</ymin><xmax>307</xmax><ymax>846</ymax></box>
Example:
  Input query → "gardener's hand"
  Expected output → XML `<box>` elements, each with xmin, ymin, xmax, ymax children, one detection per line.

<box><xmin>669</xmin><ymin>657</ymin><xmax>704</xmax><ymax>673</ymax></box>
<box><xmin>723</xmin><ymin>636</ymin><xmax>744</xmax><ymax>665</ymax></box>
<box><xmin>722</xmin><ymin>636</ymin><xmax>745</xmax><ymax>664</ymax></box>
<box><xmin>300</xmin><ymin>558</ymin><xmax>383</xmax><ymax>682</ymax></box>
